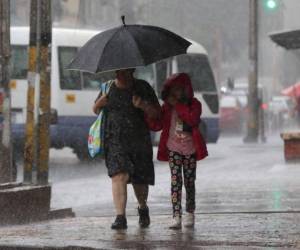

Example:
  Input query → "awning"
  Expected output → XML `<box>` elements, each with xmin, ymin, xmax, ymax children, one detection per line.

<box><xmin>270</xmin><ymin>29</ymin><xmax>300</xmax><ymax>50</ymax></box>
<box><xmin>281</xmin><ymin>82</ymin><xmax>300</xmax><ymax>97</ymax></box>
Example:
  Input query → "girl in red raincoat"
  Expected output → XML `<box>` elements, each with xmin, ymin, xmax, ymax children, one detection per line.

<box><xmin>146</xmin><ymin>73</ymin><xmax>208</xmax><ymax>229</ymax></box>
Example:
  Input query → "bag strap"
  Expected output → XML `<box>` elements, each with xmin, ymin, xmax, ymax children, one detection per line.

<box><xmin>101</xmin><ymin>80</ymin><xmax>114</xmax><ymax>95</ymax></box>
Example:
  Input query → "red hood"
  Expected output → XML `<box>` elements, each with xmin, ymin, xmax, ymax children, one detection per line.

<box><xmin>162</xmin><ymin>73</ymin><xmax>194</xmax><ymax>100</ymax></box>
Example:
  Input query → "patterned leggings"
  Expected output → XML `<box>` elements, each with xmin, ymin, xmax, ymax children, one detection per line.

<box><xmin>169</xmin><ymin>151</ymin><xmax>197</xmax><ymax>217</ymax></box>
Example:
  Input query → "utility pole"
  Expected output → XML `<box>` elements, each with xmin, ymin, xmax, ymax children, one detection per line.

<box><xmin>24</xmin><ymin>0</ymin><xmax>38</xmax><ymax>184</ymax></box>
<box><xmin>244</xmin><ymin>0</ymin><xmax>259</xmax><ymax>143</ymax></box>
<box><xmin>36</xmin><ymin>0</ymin><xmax>51</xmax><ymax>185</ymax></box>
<box><xmin>0</xmin><ymin>0</ymin><xmax>12</xmax><ymax>183</ymax></box>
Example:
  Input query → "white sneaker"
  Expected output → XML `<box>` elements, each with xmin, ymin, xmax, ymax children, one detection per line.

<box><xmin>184</xmin><ymin>213</ymin><xmax>195</xmax><ymax>228</ymax></box>
<box><xmin>169</xmin><ymin>216</ymin><xmax>182</xmax><ymax>229</ymax></box>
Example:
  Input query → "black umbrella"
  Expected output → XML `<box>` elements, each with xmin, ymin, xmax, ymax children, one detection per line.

<box><xmin>67</xmin><ymin>16</ymin><xmax>191</xmax><ymax>73</ymax></box>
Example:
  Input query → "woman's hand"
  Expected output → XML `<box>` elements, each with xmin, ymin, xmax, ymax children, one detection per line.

<box><xmin>93</xmin><ymin>94</ymin><xmax>108</xmax><ymax>114</ymax></box>
<box><xmin>132</xmin><ymin>95</ymin><xmax>145</xmax><ymax>109</ymax></box>
<box><xmin>133</xmin><ymin>95</ymin><xmax>161</xmax><ymax>119</ymax></box>
<box><xmin>98</xmin><ymin>94</ymin><xmax>108</xmax><ymax>107</ymax></box>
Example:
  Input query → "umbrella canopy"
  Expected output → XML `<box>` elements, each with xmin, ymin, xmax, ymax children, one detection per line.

<box><xmin>67</xmin><ymin>17</ymin><xmax>191</xmax><ymax>73</ymax></box>
<box><xmin>281</xmin><ymin>82</ymin><xmax>300</xmax><ymax>97</ymax></box>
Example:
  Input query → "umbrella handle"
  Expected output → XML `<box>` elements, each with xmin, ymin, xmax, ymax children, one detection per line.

<box><xmin>121</xmin><ymin>15</ymin><xmax>126</xmax><ymax>26</ymax></box>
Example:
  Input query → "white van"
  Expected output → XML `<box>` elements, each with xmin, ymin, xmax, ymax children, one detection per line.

<box><xmin>10</xmin><ymin>27</ymin><xmax>117</xmax><ymax>160</ymax></box>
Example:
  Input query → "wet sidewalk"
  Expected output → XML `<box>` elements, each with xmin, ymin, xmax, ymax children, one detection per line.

<box><xmin>0</xmin><ymin>211</ymin><xmax>299</xmax><ymax>249</ymax></box>
<box><xmin>3</xmin><ymin>136</ymin><xmax>300</xmax><ymax>249</ymax></box>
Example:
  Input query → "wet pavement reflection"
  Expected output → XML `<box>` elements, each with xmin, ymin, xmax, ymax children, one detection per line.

<box><xmin>5</xmin><ymin>136</ymin><xmax>300</xmax><ymax>249</ymax></box>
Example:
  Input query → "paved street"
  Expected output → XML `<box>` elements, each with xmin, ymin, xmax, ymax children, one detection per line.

<box><xmin>2</xmin><ymin>135</ymin><xmax>299</xmax><ymax>249</ymax></box>
<box><xmin>0</xmin><ymin>213</ymin><xmax>299</xmax><ymax>249</ymax></box>
<box><xmin>47</xmin><ymin>135</ymin><xmax>300</xmax><ymax>217</ymax></box>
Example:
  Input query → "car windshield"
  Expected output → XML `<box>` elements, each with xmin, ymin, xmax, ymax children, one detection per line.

<box><xmin>176</xmin><ymin>54</ymin><xmax>217</xmax><ymax>92</ymax></box>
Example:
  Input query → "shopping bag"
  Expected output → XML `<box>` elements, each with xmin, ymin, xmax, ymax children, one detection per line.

<box><xmin>88</xmin><ymin>81</ymin><xmax>112</xmax><ymax>157</ymax></box>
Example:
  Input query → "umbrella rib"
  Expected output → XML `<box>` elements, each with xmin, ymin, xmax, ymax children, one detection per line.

<box><xmin>123</xmin><ymin>28</ymin><xmax>146</xmax><ymax>65</ymax></box>
<box><xmin>126</xmin><ymin>25</ymin><xmax>190</xmax><ymax>65</ymax></box>
<box><xmin>96</xmin><ymin>28</ymin><xmax>124</xmax><ymax>72</ymax></box>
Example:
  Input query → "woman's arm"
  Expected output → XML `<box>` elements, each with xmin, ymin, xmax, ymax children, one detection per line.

<box><xmin>141</xmin><ymin>101</ymin><xmax>161</xmax><ymax>120</ymax></box>
<box><xmin>132</xmin><ymin>96</ymin><xmax>163</xmax><ymax>131</ymax></box>
<box><xmin>93</xmin><ymin>94</ymin><xmax>108</xmax><ymax>114</ymax></box>
<box><xmin>144</xmin><ymin>104</ymin><xmax>164</xmax><ymax>131</ymax></box>
<box><xmin>132</xmin><ymin>96</ymin><xmax>161</xmax><ymax>119</ymax></box>
<box><xmin>132</xmin><ymin>80</ymin><xmax>161</xmax><ymax>119</ymax></box>
<box><xmin>175</xmin><ymin>98</ymin><xmax>202</xmax><ymax>127</ymax></box>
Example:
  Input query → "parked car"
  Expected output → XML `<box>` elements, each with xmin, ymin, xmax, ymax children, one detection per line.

<box><xmin>268</xmin><ymin>96</ymin><xmax>294</xmax><ymax>130</ymax></box>
<box><xmin>269</xmin><ymin>96</ymin><xmax>293</xmax><ymax>114</ymax></box>
<box><xmin>220</xmin><ymin>95</ymin><xmax>244</xmax><ymax>133</ymax></box>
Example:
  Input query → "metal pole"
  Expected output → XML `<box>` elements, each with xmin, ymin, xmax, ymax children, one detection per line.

<box><xmin>244</xmin><ymin>0</ymin><xmax>259</xmax><ymax>143</ymax></box>
<box><xmin>37</xmin><ymin>0</ymin><xmax>51</xmax><ymax>185</ymax></box>
<box><xmin>214</xmin><ymin>26</ymin><xmax>222</xmax><ymax>85</ymax></box>
<box><xmin>0</xmin><ymin>0</ymin><xmax>12</xmax><ymax>183</ymax></box>
<box><xmin>24</xmin><ymin>0</ymin><xmax>38</xmax><ymax>184</ymax></box>
<box><xmin>259</xmin><ymin>96</ymin><xmax>267</xmax><ymax>143</ymax></box>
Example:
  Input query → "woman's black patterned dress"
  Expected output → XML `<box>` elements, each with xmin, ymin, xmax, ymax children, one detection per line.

<box><xmin>101</xmin><ymin>79</ymin><xmax>158</xmax><ymax>185</ymax></box>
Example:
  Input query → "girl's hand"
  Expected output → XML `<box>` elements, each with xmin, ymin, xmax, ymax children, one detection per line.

<box><xmin>132</xmin><ymin>95</ymin><xmax>144</xmax><ymax>109</ymax></box>
<box><xmin>167</xmin><ymin>95</ymin><xmax>178</xmax><ymax>106</ymax></box>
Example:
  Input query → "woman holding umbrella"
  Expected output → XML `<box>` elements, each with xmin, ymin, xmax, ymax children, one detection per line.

<box><xmin>93</xmin><ymin>68</ymin><xmax>160</xmax><ymax>229</ymax></box>
<box><xmin>68</xmin><ymin>17</ymin><xmax>191</xmax><ymax>229</ymax></box>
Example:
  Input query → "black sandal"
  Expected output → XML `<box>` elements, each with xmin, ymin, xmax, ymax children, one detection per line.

<box><xmin>111</xmin><ymin>215</ymin><xmax>127</xmax><ymax>230</ymax></box>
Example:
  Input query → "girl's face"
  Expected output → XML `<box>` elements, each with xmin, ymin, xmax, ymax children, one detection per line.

<box><xmin>169</xmin><ymin>84</ymin><xmax>184</xmax><ymax>100</ymax></box>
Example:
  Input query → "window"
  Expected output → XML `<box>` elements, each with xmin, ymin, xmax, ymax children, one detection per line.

<box><xmin>10</xmin><ymin>45</ymin><xmax>28</xmax><ymax>79</ymax></box>
<box><xmin>58</xmin><ymin>47</ymin><xmax>81</xmax><ymax>90</ymax></box>
<box><xmin>176</xmin><ymin>54</ymin><xmax>217</xmax><ymax>92</ymax></box>
<box><xmin>59</xmin><ymin>46</ymin><xmax>117</xmax><ymax>90</ymax></box>
<box><xmin>203</xmin><ymin>94</ymin><xmax>219</xmax><ymax>114</ymax></box>
<box><xmin>83</xmin><ymin>71</ymin><xmax>115</xmax><ymax>90</ymax></box>
<box><xmin>154</xmin><ymin>60</ymin><xmax>168</xmax><ymax>98</ymax></box>
<box><xmin>135</xmin><ymin>65</ymin><xmax>155</xmax><ymax>87</ymax></box>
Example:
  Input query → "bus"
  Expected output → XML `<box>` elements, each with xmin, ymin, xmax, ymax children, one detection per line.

<box><xmin>8</xmin><ymin>27</ymin><xmax>219</xmax><ymax>161</ymax></box>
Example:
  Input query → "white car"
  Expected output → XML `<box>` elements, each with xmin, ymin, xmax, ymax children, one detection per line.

<box><xmin>269</xmin><ymin>96</ymin><xmax>293</xmax><ymax>116</ymax></box>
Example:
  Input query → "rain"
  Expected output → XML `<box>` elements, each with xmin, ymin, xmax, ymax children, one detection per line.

<box><xmin>0</xmin><ymin>0</ymin><xmax>300</xmax><ymax>249</ymax></box>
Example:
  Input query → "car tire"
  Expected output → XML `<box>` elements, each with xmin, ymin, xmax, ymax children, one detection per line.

<box><xmin>73</xmin><ymin>146</ymin><xmax>91</xmax><ymax>162</ymax></box>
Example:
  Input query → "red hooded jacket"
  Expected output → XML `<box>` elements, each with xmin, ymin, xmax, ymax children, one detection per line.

<box><xmin>146</xmin><ymin>73</ymin><xmax>208</xmax><ymax>161</ymax></box>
